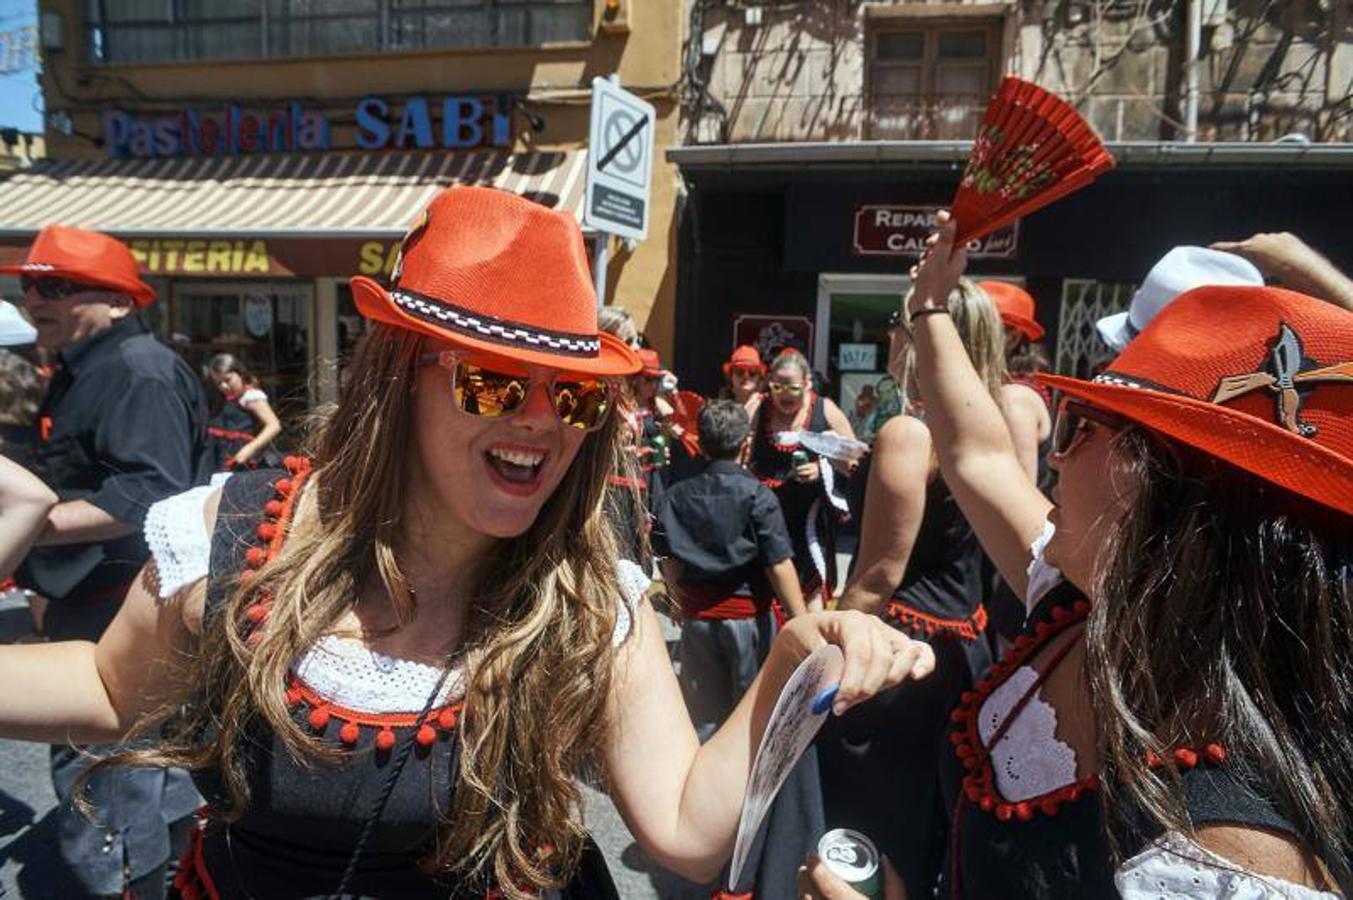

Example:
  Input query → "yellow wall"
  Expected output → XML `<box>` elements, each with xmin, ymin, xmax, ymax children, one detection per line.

<box><xmin>37</xmin><ymin>0</ymin><xmax>680</xmax><ymax>355</ymax></box>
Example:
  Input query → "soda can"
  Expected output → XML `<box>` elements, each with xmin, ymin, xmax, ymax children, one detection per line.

<box><xmin>791</xmin><ymin>449</ymin><xmax>811</xmax><ymax>468</ymax></box>
<box><xmin>817</xmin><ymin>829</ymin><xmax>881</xmax><ymax>898</ymax></box>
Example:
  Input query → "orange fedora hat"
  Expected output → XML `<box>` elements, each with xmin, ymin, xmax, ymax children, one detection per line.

<box><xmin>979</xmin><ymin>281</ymin><xmax>1044</xmax><ymax>342</ymax></box>
<box><xmin>350</xmin><ymin>186</ymin><xmax>640</xmax><ymax>376</ymax></box>
<box><xmin>0</xmin><ymin>226</ymin><xmax>156</xmax><ymax>306</ymax></box>
<box><xmin>723</xmin><ymin>344</ymin><xmax>766</xmax><ymax>376</ymax></box>
<box><xmin>1039</xmin><ymin>285</ymin><xmax>1353</xmax><ymax>516</ymax></box>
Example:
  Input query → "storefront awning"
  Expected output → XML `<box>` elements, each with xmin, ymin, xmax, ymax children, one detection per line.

<box><xmin>0</xmin><ymin>149</ymin><xmax>591</xmax><ymax>239</ymax></box>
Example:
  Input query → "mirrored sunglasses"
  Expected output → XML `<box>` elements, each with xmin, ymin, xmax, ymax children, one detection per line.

<box><xmin>1051</xmin><ymin>397</ymin><xmax>1128</xmax><ymax>456</ymax></box>
<box><xmin>768</xmin><ymin>381</ymin><xmax>805</xmax><ymax>396</ymax></box>
<box><xmin>729</xmin><ymin>365</ymin><xmax>762</xmax><ymax>379</ymax></box>
<box><xmin>423</xmin><ymin>351</ymin><xmax>614</xmax><ymax>432</ymax></box>
<box><xmin>20</xmin><ymin>276</ymin><xmax>95</xmax><ymax>300</ymax></box>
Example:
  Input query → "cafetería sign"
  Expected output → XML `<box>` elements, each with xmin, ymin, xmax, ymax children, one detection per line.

<box><xmin>104</xmin><ymin>94</ymin><xmax>515</xmax><ymax>159</ymax></box>
<box><xmin>853</xmin><ymin>205</ymin><xmax>1018</xmax><ymax>259</ymax></box>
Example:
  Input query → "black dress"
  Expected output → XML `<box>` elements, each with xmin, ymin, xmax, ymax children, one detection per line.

<box><xmin>818</xmin><ymin>452</ymin><xmax>992</xmax><ymax>900</ymax></box>
<box><xmin>173</xmin><ymin>467</ymin><xmax>620</xmax><ymax>899</ymax></box>
<box><xmin>940</xmin><ymin>581</ymin><xmax>1325</xmax><ymax>898</ymax></box>
<box><xmin>202</xmin><ymin>392</ymin><xmax>268</xmax><ymax>476</ymax></box>
<box><xmin>747</xmin><ymin>392</ymin><xmax>844</xmax><ymax>603</ymax></box>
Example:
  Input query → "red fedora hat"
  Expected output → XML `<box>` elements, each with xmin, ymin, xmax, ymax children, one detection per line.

<box><xmin>1039</xmin><ymin>285</ymin><xmax>1353</xmax><ymax>516</ymax></box>
<box><xmin>0</xmin><ymin>226</ymin><xmax>156</xmax><ymax>306</ymax></box>
<box><xmin>350</xmin><ymin>186</ymin><xmax>640</xmax><ymax>376</ymax></box>
<box><xmin>723</xmin><ymin>344</ymin><xmax>766</xmax><ymax>376</ymax></box>
<box><xmin>979</xmin><ymin>281</ymin><xmax>1044</xmax><ymax>342</ymax></box>
<box><xmin>638</xmin><ymin>348</ymin><xmax>667</xmax><ymax>377</ymax></box>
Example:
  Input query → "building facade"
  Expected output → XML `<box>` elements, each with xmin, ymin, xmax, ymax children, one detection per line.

<box><xmin>1</xmin><ymin>0</ymin><xmax>681</xmax><ymax>423</ymax></box>
<box><xmin>668</xmin><ymin>0</ymin><xmax>1352</xmax><ymax>405</ymax></box>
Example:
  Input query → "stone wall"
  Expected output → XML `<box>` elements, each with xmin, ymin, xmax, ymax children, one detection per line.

<box><xmin>686</xmin><ymin>0</ymin><xmax>1351</xmax><ymax>143</ymax></box>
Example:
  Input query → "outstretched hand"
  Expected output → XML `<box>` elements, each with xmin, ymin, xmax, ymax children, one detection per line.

<box><xmin>907</xmin><ymin>210</ymin><xmax>968</xmax><ymax>320</ymax></box>
<box><xmin>776</xmin><ymin>610</ymin><xmax>935</xmax><ymax>716</ymax></box>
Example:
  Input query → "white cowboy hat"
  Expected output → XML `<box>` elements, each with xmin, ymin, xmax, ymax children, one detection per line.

<box><xmin>1096</xmin><ymin>246</ymin><xmax>1263</xmax><ymax>351</ymax></box>
<box><xmin>0</xmin><ymin>301</ymin><xmax>36</xmax><ymax>347</ymax></box>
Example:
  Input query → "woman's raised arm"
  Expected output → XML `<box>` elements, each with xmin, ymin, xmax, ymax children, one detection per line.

<box><xmin>907</xmin><ymin>213</ymin><xmax>1052</xmax><ymax>602</ymax></box>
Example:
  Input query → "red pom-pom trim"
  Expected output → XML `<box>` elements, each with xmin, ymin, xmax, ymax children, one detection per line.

<box><xmin>257</xmin><ymin>522</ymin><xmax>278</xmax><ymax>542</ymax></box>
<box><xmin>415</xmin><ymin>724</ymin><xmax>437</xmax><ymax>747</ymax></box>
<box><xmin>263</xmin><ymin>500</ymin><xmax>284</xmax><ymax>517</ymax></box>
<box><xmin>307</xmin><ymin>708</ymin><xmax>331</xmax><ymax>730</ymax></box>
<box><xmin>273</xmin><ymin>478</ymin><xmax>293</xmax><ymax>496</ymax></box>
<box><xmin>375</xmin><ymin>728</ymin><xmax>396</xmax><ymax>752</ymax></box>
<box><xmin>244</xmin><ymin>547</ymin><xmax>268</xmax><ymax>568</ymax></box>
<box><xmin>437</xmin><ymin>707</ymin><xmax>458</xmax><ymax>730</ymax></box>
<box><xmin>245</xmin><ymin>603</ymin><xmax>270</xmax><ymax>624</ymax></box>
<box><xmin>339</xmin><ymin>722</ymin><xmax>361</xmax><ymax>746</ymax></box>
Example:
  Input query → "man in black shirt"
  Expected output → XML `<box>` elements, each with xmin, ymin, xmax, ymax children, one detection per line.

<box><xmin>654</xmin><ymin>399</ymin><xmax>811</xmax><ymax>732</ymax></box>
<box><xmin>4</xmin><ymin>225</ymin><xmax>206</xmax><ymax>899</ymax></box>
<box><xmin>653</xmin><ymin>399</ymin><xmax>820</xmax><ymax>899</ymax></box>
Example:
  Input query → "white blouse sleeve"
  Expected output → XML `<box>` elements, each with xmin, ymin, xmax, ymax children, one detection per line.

<box><xmin>239</xmin><ymin>388</ymin><xmax>268</xmax><ymax>405</ymax></box>
<box><xmin>613</xmin><ymin>558</ymin><xmax>651</xmax><ymax>646</ymax></box>
<box><xmin>143</xmin><ymin>473</ymin><xmax>231</xmax><ymax>599</ymax></box>
<box><xmin>1116</xmin><ymin>831</ymin><xmax>1340</xmax><ymax>900</ymax></box>
<box><xmin>1025</xmin><ymin>517</ymin><xmax>1064</xmax><ymax>608</ymax></box>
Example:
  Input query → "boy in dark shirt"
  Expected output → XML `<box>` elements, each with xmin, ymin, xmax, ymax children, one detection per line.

<box><xmin>654</xmin><ymin>399</ymin><xmax>810</xmax><ymax>739</ymax></box>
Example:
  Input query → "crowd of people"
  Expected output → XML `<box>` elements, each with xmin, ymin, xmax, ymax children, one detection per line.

<box><xmin>0</xmin><ymin>185</ymin><xmax>1348</xmax><ymax>900</ymax></box>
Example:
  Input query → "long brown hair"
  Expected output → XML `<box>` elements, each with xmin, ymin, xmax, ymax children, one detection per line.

<box><xmin>1088</xmin><ymin>428</ymin><xmax>1353</xmax><ymax>890</ymax></box>
<box><xmin>107</xmin><ymin>324</ymin><xmax>632</xmax><ymax>896</ymax></box>
<box><xmin>898</xmin><ymin>277</ymin><xmax>1007</xmax><ymax>413</ymax></box>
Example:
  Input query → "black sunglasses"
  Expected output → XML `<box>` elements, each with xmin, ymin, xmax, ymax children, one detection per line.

<box><xmin>20</xmin><ymin>276</ymin><xmax>96</xmax><ymax>301</ymax></box>
<box><xmin>1051</xmin><ymin>398</ymin><xmax>1129</xmax><ymax>457</ymax></box>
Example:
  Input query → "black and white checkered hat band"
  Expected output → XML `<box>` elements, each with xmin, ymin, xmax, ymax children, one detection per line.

<box><xmin>390</xmin><ymin>287</ymin><xmax>600</xmax><ymax>358</ymax></box>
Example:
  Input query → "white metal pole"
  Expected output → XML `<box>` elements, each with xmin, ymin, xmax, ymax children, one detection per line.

<box><xmin>1185</xmin><ymin>0</ymin><xmax>1201</xmax><ymax>142</ymax></box>
<box><xmin>593</xmin><ymin>233</ymin><xmax>610</xmax><ymax>308</ymax></box>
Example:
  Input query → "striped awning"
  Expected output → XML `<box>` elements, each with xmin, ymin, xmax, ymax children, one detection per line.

<box><xmin>0</xmin><ymin>149</ymin><xmax>591</xmax><ymax>238</ymax></box>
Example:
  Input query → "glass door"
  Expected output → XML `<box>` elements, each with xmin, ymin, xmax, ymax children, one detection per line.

<box><xmin>815</xmin><ymin>273</ymin><xmax>910</xmax><ymax>443</ymax></box>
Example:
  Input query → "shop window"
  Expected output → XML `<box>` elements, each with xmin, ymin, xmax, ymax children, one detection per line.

<box><xmin>85</xmin><ymin>0</ymin><xmax>593</xmax><ymax>63</ymax></box>
<box><xmin>168</xmin><ymin>282</ymin><xmax>314</xmax><ymax>444</ymax></box>
<box><xmin>866</xmin><ymin>18</ymin><xmax>1002</xmax><ymax>140</ymax></box>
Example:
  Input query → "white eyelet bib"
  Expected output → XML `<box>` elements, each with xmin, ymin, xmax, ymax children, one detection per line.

<box><xmin>144</xmin><ymin>484</ymin><xmax>650</xmax><ymax>714</ymax></box>
<box><xmin>1116</xmin><ymin>830</ymin><xmax>1340</xmax><ymax>899</ymax></box>
<box><xmin>976</xmin><ymin>665</ymin><xmax>1080</xmax><ymax>802</ymax></box>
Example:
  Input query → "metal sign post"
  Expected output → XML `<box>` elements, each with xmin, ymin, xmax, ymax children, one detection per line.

<box><xmin>585</xmin><ymin>77</ymin><xmax>655</xmax><ymax>288</ymax></box>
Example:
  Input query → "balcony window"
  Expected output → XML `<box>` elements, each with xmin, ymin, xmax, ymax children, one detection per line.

<box><xmin>867</xmin><ymin>20</ymin><xmax>1001</xmax><ymax>140</ymax></box>
<box><xmin>85</xmin><ymin>0</ymin><xmax>594</xmax><ymax>63</ymax></box>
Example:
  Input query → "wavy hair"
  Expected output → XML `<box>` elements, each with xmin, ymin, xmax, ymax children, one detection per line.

<box><xmin>100</xmin><ymin>323</ymin><xmax>632</xmax><ymax>896</ymax></box>
<box><xmin>896</xmin><ymin>277</ymin><xmax>1007</xmax><ymax>411</ymax></box>
<box><xmin>1088</xmin><ymin>429</ymin><xmax>1353</xmax><ymax>891</ymax></box>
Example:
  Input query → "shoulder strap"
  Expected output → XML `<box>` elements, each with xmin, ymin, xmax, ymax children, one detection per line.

<box><xmin>204</xmin><ymin>469</ymin><xmax>286</xmax><ymax>623</ymax></box>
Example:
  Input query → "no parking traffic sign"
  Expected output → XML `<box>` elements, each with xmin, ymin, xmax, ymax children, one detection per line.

<box><xmin>584</xmin><ymin>77</ymin><xmax>655</xmax><ymax>241</ymax></box>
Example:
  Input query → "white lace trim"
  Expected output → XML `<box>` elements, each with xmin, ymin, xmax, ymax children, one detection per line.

<box><xmin>1026</xmin><ymin>517</ymin><xmax>1064</xmax><ymax>607</ymax></box>
<box><xmin>143</xmin><ymin>473</ymin><xmax>232</xmax><ymax>598</ymax></box>
<box><xmin>976</xmin><ymin>665</ymin><xmax>1080</xmax><ymax>802</ymax></box>
<box><xmin>294</xmin><ymin>635</ymin><xmax>467</xmax><ymax>711</ymax></box>
<box><xmin>1117</xmin><ymin>830</ymin><xmax>1340</xmax><ymax>899</ymax></box>
<box><xmin>614</xmin><ymin>558</ymin><xmax>649</xmax><ymax>645</ymax></box>
<box><xmin>238</xmin><ymin>388</ymin><xmax>267</xmax><ymax>405</ymax></box>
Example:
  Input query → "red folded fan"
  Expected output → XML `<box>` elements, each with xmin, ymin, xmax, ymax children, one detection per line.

<box><xmin>952</xmin><ymin>77</ymin><xmax>1115</xmax><ymax>245</ymax></box>
<box><xmin>668</xmin><ymin>390</ymin><xmax>705</xmax><ymax>457</ymax></box>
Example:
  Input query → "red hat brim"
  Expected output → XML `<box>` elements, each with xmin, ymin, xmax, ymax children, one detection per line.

<box><xmin>350</xmin><ymin>275</ymin><xmax>641</xmax><ymax>376</ymax></box>
<box><xmin>1037</xmin><ymin>373</ymin><xmax>1353</xmax><ymax>517</ymax></box>
<box><xmin>0</xmin><ymin>261</ymin><xmax>157</xmax><ymax>306</ymax></box>
<box><xmin>1001</xmin><ymin>312</ymin><xmax>1045</xmax><ymax>342</ymax></box>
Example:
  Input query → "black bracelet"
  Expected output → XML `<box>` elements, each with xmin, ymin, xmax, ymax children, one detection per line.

<box><xmin>909</xmin><ymin>307</ymin><xmax>951</xmax><ymax>323</ymax></box>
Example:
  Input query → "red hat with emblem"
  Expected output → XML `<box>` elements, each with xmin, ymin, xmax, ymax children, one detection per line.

<box><xmin>979</xmin><ymin>281</ymin><xmax>1044</xmax><ymax>342</ymax></box>
<box><xmin>1039</xmin><ymin>285</ymin><xmax>1353</xmax><ymax>515</ymax></box>
<box><xmin>0</xmin><ymin>226</ymin><xmax>156</xmax><ymax>306</ymax></box>
<box><xmin>349</xmin><ymin>186</ymin><xmax>640</xmax><ymax>376</ymax></box>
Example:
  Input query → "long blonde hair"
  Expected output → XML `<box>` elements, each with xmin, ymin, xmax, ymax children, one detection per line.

<box><xmin>897</xmin><ymin>277</ymin><xmax>1007</xmax><ymax>410</ymax></box>
<box><xmin>106</xmin><ymin>324</ymin><xmax>630</xmax><ymax>896</ymax></box>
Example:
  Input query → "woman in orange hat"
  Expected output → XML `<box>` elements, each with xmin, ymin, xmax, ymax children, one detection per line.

<box><xmin>977</xmin><ymin>281</ymin><xmax>1052</xmax><ymax>483</ymax></box>
<box><xmin>804</xmin><ymin>212</ymin><xmax>1352</xmax><ymax>898</ymax></box>
<box><xmin>721</xmin><ymin>344</ymin><xmax>766</xmax><ymax>418</ymax></box>
<box><xmin>0</xmin><ymin>187</ymin><xmax>934</xmax><ymax>900</ymax></box>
